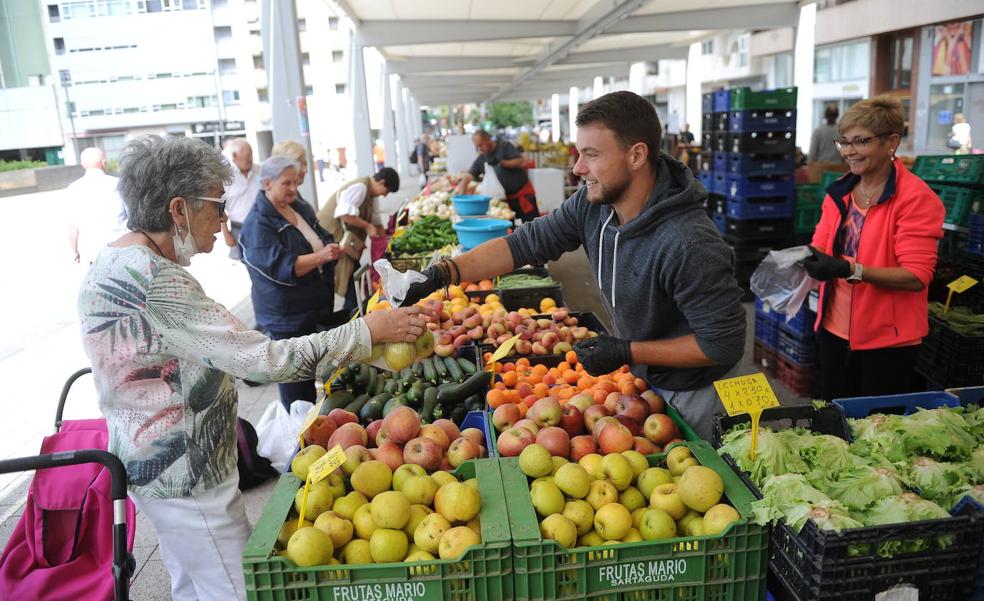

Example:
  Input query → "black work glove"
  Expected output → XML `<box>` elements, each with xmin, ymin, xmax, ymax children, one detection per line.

<box><xmin>573</xmin><ymin>336</ymin><xmax>633</xmax><ymax>376</ymax></box>
<box><xmin>401</xmin><ymin>262</ymin><xmax>451</xmax><ymax>306</ymax></box>
<box><xmin>800</xmin><ymin>246</ymin><xmax>851</xmax><ymax>281</ymax></box>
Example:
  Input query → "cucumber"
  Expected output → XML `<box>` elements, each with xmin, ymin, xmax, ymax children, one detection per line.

<box><xmin>444</xmin><ymin>356</ymin><xmax>464</xmax><ymax>382</ymax></box>
<box><xmin>345</xmin><ymin>393</ymin><xmax>370</xmax><ymax>415</ymax></box>
<box><xmin>466</xmin><ymin>393</ymin><xmax>484</xmax><ymax>412</ymax></box>
<box><xmin>437</xmin><ymin>371</ymin><xmax>489</xmax><ymax>405</ymax></box>
<box><xmin>399</xmin><ymin>367</ymin><xmax>414</xmax><ymax>383</ymax></box>
<box><xmin>449</xmin><ymin>405</ymin><xmax>468</xmax><ymax>425</ymax></box>
<box><xmin>365</xmin><ymin>367</ymin><xmax>378</xmax><ymax>396</ymax></box>
<box><xmin>383</xmin><ymin>380</ymin><xmax>399</xmax><ymax>396</ymax></box>
<box><xmin>420</xmin><ymin>386</ymin><xmax>440</xmax><ymax>422</ymax></box>
<box><xmin>407</xmin><ymin>381</ymin><xmax>425</xmax><ymax>404</ymax></box>
<box><xmin>421</xmin><ymin>357</ymin><xmax>437</xmax><ymax>384</ymax></box>
<box><xmin>360</xmin><ymin>393</ymin><xmax>389</xmax><ymax>422</ymax></box>
<box><xmin>433</xmin><ymin>356</ymin><xmax>449</xmax><ymax>380</ymax></box>
<box><xmin>383</xmin><ymin>395</ymin><xmax>409</xmax><ymax>417</ymax></box>
<box><xmin>325</xmin><ymin>390</ymin><xmax>354</xmax><ymax>411</ymax></box>
<box><xmin>352</xmin><ymin>363</ymin><xmax>369</xmax><ymax>390</ymax></box>
<box><xmin>457</xmin><ymin>356</ymin><xmax>478</xmax><ymax>375</ymax></box>
<box><xmin>411</xmin><ymin>360</ymin><xmax>424</xmax><ymax>379</ymax></box>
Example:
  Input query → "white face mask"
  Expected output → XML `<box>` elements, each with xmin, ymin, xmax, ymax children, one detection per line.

<box><xmin>172</xmin><ymin>205</ymin><xmax>198</xmax><ymax>266</ymax></box>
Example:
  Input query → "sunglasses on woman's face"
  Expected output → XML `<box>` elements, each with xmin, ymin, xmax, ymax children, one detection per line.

<box><xmin>197</xmin><ymin>196</ymin><xmax>226</xmax><ymax>215</ymax></box>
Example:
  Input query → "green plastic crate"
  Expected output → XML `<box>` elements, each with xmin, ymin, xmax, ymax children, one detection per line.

<box><xmin>794</xmin><ymin>193</ymin><xmax>822</xmax><ymax>235</ymax></box>
<box><xmin>929</xmin><ymin>184</ymin><xmax>982</xmax><ymax>226</ymax></box>
<box><xmin>912</xmin><ymin>154</ymin><xmax>984</xmax><ymax>188</ymax></box>
<box><xmin>243</xmin><ymin>459</ymin><xmax>513</xmax><ymax>601</ymax></box>
<box><xmin>796</xmin><ymin>184</ymin><xmax>821</xmax><ymax>207</ymax></box>
<box><xmin>503</xmin><ymin>441</ymin><xmax>768</xmax><ymax>600</ymax></box>
<box><xmin>817</xmin><ymin>171</ymin><xmax>845</xmax><ymax>199</ymax></box>
<box><xmin>728</xmin><ymin>87</ymin><xmax>797</xmax><ymax>111</ymax></box>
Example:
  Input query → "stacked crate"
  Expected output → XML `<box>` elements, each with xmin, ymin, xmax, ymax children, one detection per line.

<box><xmin>776</xmin><ymin>298</ymin><xmax>818</xmax><ymax>398</ymax></box>
<box><xmin>722</xmin><ymin>87</ymin><xmax>798</xmax><ymax>295</ymax></box>
<box><xmin>699</xmin><ymin>91</ymin><xmax>730</xmax><ymax>235</ymax></box>
<box><xmin>753</xmin><ymin>297</ymin><xmax>780</xmax><ymax>378</ymax></box>
<box><xmin>911</xmin><ymin>154</ymin><xmax>984</xmax><ymax>229</ymax></box>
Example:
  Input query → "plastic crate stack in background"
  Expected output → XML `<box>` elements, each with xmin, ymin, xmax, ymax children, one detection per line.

<box><xmin>776</xmin><ymin>299</ymin><xmax>817</xmax><ymax>398</ymax></box>
<box><xmin>912</xmin><ymin>154</ymin><xmax>984</xmax><ymax>229</ymax></box>
<box><xmin>753</xmin><ymin>297</ymin><xmax>780</xmax><ymax>377</ymax></box>
<box><xmin>723</xmin><ymin>87</ymin><xmax>798</xmax><ymax>296</ymax></box>
<box><xmin>700</xmin><ymin>91</ymin><xmax>731</xmax><ymax>237</ymax></box>
<box><xmin>968</xmin><ymin>213</ymin><xmax>984</xmax><ymax>256</ymax></box>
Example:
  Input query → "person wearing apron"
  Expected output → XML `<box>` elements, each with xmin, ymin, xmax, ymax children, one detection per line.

<box><xmin>456</xmin><ymin>130</ymin><xmax>541</xmax><ymax>223</ymax></box>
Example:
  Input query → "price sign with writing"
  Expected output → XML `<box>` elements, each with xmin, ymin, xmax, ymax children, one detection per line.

<box><xmin>714</xmin><ymin>373</ymin><xmax>780</xmax><ymax>460</ymax></box>
<box><xmin>296</xmin><ymin>399</ymin><xmax>324</xmax><ymax>449</ymax></box>
<box><xmin>485</xmin><ymin>333</ymin><xmax>521</xmax><ymax>379</ymax></box>
<box><xmin>947</xmin><ymin>275</ymin><xmax>978</xmax><ymax>294</ymax></box>
<box><xmin>297</xmin><ymin>445</ymin><xmax>346</xmax><ymax>527</ymax></box>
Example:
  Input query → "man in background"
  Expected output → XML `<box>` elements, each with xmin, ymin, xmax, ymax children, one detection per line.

<box><xmin>456</xmin><ymin>130</ymin><xmax>540</xmax><ymax>222</ymax></box>
<box><xmin>66</xmin><ymin>147</ymin><xmax>127</xmax><ymax>264</ymax></box>
<box><xmin>809</xmin><ymin>105</ymin><xmax>844</xmax><ymax>164</ymax></box>
<box><xmin>221</xmin><ymin>138</ymin><xmax>260</xmax><ymax>260</ymax></box>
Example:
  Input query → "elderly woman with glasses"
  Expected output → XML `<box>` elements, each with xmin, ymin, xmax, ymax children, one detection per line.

<box><xmin>78</xmin><ymin>136</ymin><xmax>425</xmax><ymax>600</ymax></box>
<box><xmin>239</xmin><ymin>154</ymin><xmax>351</xmax><ymax>410</ymax></box>
<box><xmin>802</xmin><ymin>95</ymin><xmax>945</xmax><ymax>400</ymax></box>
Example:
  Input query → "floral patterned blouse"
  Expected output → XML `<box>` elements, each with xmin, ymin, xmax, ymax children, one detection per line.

<box><xmin>78</xmin><ymin>245</ymin><xmax>370</xmax><ymax>498</ymax></box>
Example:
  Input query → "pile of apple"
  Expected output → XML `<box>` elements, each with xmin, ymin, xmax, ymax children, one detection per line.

<box><xmin>279</xmin><ymin>447</ymin><xmax>483</xmax><ymax>567</ymax></box>
<box><xmin>303</xmin><ymin>406</ymin><xmax>486</xmax><ymax>473</ymax></box>
<box><xmin>515</xmin><ymin>443</ymin><xmax>741</xmax><ymax>548</ymax></box>
<box><xmin>492</xmin><ymin>390</ymin><xmax>683</xmax><ymax>459</ymax></box>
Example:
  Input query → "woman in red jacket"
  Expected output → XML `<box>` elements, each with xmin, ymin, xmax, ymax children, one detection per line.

<box><xmin>802</xmin><ymin>96</ymin><xmax>945</xmax><ymax>400</ymax></box>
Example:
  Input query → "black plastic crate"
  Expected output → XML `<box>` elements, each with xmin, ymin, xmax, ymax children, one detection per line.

<box><xmin>699</xmin><ymin>150</ymin><xmax>714</xmax><ymax>173</ymax></box>
<box><xmin>708</xmin><ymin>193</ymin><xmax>726</xmax><ymax>215</ymax></box>
<box><xmin>702</xmin><ymin>111</ymin><xmax>714</xmax><ymax>133</ymax></box>
<box><xmin>497</xmin><ymin>268</ymin><xmax>564</xmax><ymax>312</ymax></box>
<box><xmin>916</xmin><ymin>315</ymin><xmax>984</xmax><ymax>387</ymax></box>
<box><xmin>729</xmin><ymin>109</ymin><xmax>796</xmax><ymax>133</ymax></box>
<box><xmin>729</xmin><ymin>131</ymin><xmax>796</xmax><ymax>155</ymax></box>
<box><xmin>702</xmin><ymin>131</ymin><xmax>728</xmax><ymax>153</ymax></box>
<box><xmin>477</xmin><ymin>312</ymin><xmax>608</xmax><ymax>364</ymax></box>
<box><xmin>713</xmin><ymin>405</ymin><xmax>984</xmax><ymax>601</ymax></box>
<box><xmin>755</xmin><ymin>314</ymin><xmax>779</xmax><ymax>349</ymax></box>
<box><xmin>726</xmin><ymin>195</ymin><xmax>796</xmax><ymax>220</ymax></box>
<box><xmin>702</xmin><ymin>92</ymin><xmax>715</xmax><ymax>114</ymax></box>
<box><xmin>711</xmin><ymin>212</ymin><xmax>726</xmax><ymax>235</ymax></box>
<box><xmin>723</xmin><ymin>216</ymin><xmax>794</xmax><ymax>240</ymax></box>
<box><xmin>728</xmin><ymin>153</ymin><xmax>796</xmax><ymax>176</ymax></box>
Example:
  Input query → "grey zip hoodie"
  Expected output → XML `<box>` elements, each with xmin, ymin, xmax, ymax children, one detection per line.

<box><xmin>505</xmin><ymin>152</ymin><xmax>746</xmax><ymax>391</ymax></box>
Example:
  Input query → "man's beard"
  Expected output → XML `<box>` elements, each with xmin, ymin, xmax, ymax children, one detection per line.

<box><xmin>586</xmin><ymin>172</ymin><xmax>632</xmax><ymax>206</ymax></box>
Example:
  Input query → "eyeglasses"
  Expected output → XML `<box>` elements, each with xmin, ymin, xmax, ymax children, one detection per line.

<box><xmin>197</xmin><ymin>196</ymin><xmax>226</xmax><ymax>215</ymax></box>
<box><xmin>834</xmin><ymin>133</ymin><xmax>891</xmax><ymax>151</ymax></box>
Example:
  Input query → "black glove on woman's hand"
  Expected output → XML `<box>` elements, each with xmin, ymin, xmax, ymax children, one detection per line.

<box><xmin>573</xmin><ymin>336</ymin><xmax>633</xmax><ymax>376</ymax></box>
<box><xmin>401</xmin><ymin>263</ymin><xmax>450</xmax><ymax>306</ymax></box>
<box><xmin>801</xmin><ymin>246</ymin><xmax>851</xmax><ymax>281</ymax></box>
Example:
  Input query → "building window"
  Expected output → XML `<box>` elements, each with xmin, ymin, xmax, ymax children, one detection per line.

<box><xmin>328</xmin><ymin>16</ymin><xmax>338</xmax><ymax>30</ymax></box>
<box><xmin>47</xmin><ymin>4</ymin><xmax>60</xmax><ymax>22</ymax></box>
<box><xmin>701</xmin><ymin>40</ymin><xmax>714</xmax><ymax>55</ymax></box>
<box><xmin>927</xmin><ymin>83</ymin><xmax>964</xmax><ymax>149</ymax></box>
<box><xmin>305</xmin><ymin>85</ymin><xmax>314</xmax><ymax>96</ymax></box>
<box><xmin>214</xmin><ymin>26</ymin><xmax>232</xmax><ymax>40</ymax></box>
<box><xmin>59</xmin><ymin>69</ymin><xmax>72</xmax><ymax>85</ymax></box>
<box><xmin>297</xmin><ymin>18</ymin><xmax>306</xmax><ymax>32</ymax></box>
<box><xmin>814</xmin><ymin>40</ymin><xmax>869</xmax><ymax>83</ymax></box>
<box><xmin>257</xmin><ymin>90</ymin><xmax>269</xmax><ymax>102</ymax></box>
<box><xmin>738</xmin><ymin>34</ymin><xmax>750</xmax><ymax>68</ymax></box>
<box><xmin>335</xmin><ymin>83</ymin><xmax>346</xmax><ymax>94</ymax></box>
<box><xmin>302</xmin><ymin>52</ymin><xmax>310</xmax><ymax>66</ymax></box>
<box><xmin>332</xmin><ymin>50</ymin><xmax>344</xmax><ymax>63</ymax></box>
<box><xmin>888</xmin><ymin>33</ymin><xmax>913</xmax><ymax>90</ymax></box>
<box><xmin>218</xmin><ymin>58</ymin><xmax>236</xmax><ymax>75</ymax></box>
<box><xmin>223</xmin><ymin>90</ymin><xmax>240</xmax><ymax>105</ymax></box>
<box><xmin>146</xmin><ymin>1</ymin><xmax>162</xmax><ymax>12</ymax></box>
<box><xmin>253</xmin><ymin>55</ymin><xmax>264</xmax><ymax>69</ymax></box>
<box><xmin>54</xmin><ymin>38</ymin><xmax>66</xmax><ymax>55</ymax></box>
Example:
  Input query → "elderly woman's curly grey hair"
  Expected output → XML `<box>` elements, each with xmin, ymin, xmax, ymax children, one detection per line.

<box><xmin>120</xmin><ymin>135</ymin><xmax>233</xmax><ymax>232</ymax></box>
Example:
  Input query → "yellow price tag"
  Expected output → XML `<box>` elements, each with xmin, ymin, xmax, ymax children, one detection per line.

<box><xmin>296</xmin><ymin>399</ymin><xmax>324</xmax><ymax>449</ymax></box>
<box><xmin>296</xmin><ymin>445</ymin><xmax>346</xmax><ymax>528</ymax></box>
<box><xmin>486</xmin><ymin>334</ymin><xmax>521</xmax><ymax>368</ymax></box>
<box><xmin>366</xmin><ymin>290</ymin><xmax>381</xmax><ymax>312</ymax></box>
<box><xmin>944</xmin><ymin>275</ymin><xmax>978</xmax><ymax>314</ymax></box>
<box><xmin>713</xmin><ymin>373</ymin><xmax>780</xmax><ymax>461</ymax></box>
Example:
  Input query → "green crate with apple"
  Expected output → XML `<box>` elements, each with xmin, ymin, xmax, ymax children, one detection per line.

<box><xmin>243</xmin><ymin>458</ymin><xmax>512</xmax><ymax>601</ymax></box>
<box><xmin>501</xmin><ymin>440</ymin><xmax>767</xmax><ymax>600</ymax></box>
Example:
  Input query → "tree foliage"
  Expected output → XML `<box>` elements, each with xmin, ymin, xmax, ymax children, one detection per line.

<box><xmin>486</xmin><ymin>101</ymin><xmax>534</xmax><ymax>129</ymax></box>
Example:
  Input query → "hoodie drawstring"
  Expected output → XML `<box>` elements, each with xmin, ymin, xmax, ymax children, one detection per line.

<box><xmin>597</xmin><ymin>210</ymin><xmax>619</xmax><ymax>308</ymax></box>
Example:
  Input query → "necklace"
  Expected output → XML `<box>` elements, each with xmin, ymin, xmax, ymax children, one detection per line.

<box><xmin>855</xmin><ymin>180</ymin><xmax>884</xmax><ymax>209</ymax></box>
<box><xmin>137</xmin><ymin>230</ymin><xmax>165</xmax><ymax>256</ymax></box>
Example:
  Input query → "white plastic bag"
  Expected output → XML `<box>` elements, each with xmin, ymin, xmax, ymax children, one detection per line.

<box><xmin>477</xmin><ymin>162</ymin><xmax>506</xmax><ymax>199</ymax></box>
<box><xmin>255</xmin><ymin>399</ymin><xmax>313</xmax><ymax>472</ymax></box>
<box><xmin>750</xmin><ymin>245</ymin><xmax>817</xmax><ymax>322</ymax></box>
<box><xmin>373</xmin><ymin>258</ymin><xmax>427</xmax><ymax>308</ymax></box>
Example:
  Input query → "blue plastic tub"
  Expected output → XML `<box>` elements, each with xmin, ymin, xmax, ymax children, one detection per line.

<box><xmin>713</xmin><ymin>89</ymin><xmax>730</xmax><ymax>112</ymax></box>
<box><xmin>778</xmin><ymin>304</ymin><xmax>816</xmax><ymax>341</ymax></box>
<box><xmin>453</xmin><ymin>218</ymin><xmax>511</xmax><ymax>249</ymax></box>
<box><xmin>451</xmin><ymin>194</ymin><xmax>492</xmax><ymax>216</ymax></box>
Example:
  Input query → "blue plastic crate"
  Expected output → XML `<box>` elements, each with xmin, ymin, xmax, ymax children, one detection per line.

<box><xmin>727</xmin><ymin>153</ymin><xmax>796</xmax><ymax>176</ymax></box>
<box><xmin>777</xmin><ymin>329</ymin><xmax>816</xmax><ymax>366</ymax></box>
<box><xmin>725</xmin><ymin>195</ymin><xmax>795</xmax><ymax>219</ymax></box>
<box><xmin>833</xmin><ymin>391</ymin><xmax>960</xmax><ymax>418</ymax></box>
<box><xmin>755</xmin><ymin>315</ymin><xmax>779</xmax><ymax>349</ymax></box>
<box><xmin>702</xmin><ymin>92</ymin><xmax>714</xmax><ymax>114</ymax></box>
<box><xmin>729</xmin><ymin>109</ymin><xmax>797</xmax><ymax>132</ymax></box>
<box><xmin>711</xmin><ymin>212</ymin><xmax>726</xmax><ymax>235</ymax></box>
<box><xmin>713</xmin><ymin>89</ymin><xmax>730</xmax><ymax>112</ymax></box>
<box><xmin>755</xmin><ymin>297</ymin><xmax>780</xmax><ymax>322</ymax></box>
<box><xmin>728</xmin><ymin>131</ymin><xmax>796</xmax><ymax>155</ymax></box>
<box><xmin>713</xmin><ymin>151</ymin><xmax>729</xmax><ymax>172</ymax></box>
<box><xmin>968</xmin><ymin>214</ymin><xmax>984</xmax><ymax>256</ymax></box>
<box><xmin>712</xmin><ymin>172</ymin><xmax>729</xmax><ymax>195</ymax></box>
<box><xmin>698</xmin><ymin>171</ymin><xmax>713</xmax><ymax>190</ymax></box>
<box><xmin>778</xmin><ymin>305</ymin><xmax>816</xmax><ymax>340</ymax></box>
<box><xmin>727</xmin><ymin>174</ymin><xmax>795</xmax><ymax>199</ymax></box>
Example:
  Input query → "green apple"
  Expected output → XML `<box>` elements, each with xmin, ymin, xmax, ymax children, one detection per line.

<box><xmin>639</xmin><ymin>508</ymin><xmax>676</xmax><ymax>541</ymax></box>
<box><xmin>620</xmin><ymin>450</ymin><xmax>649</xmax><ymax>477</ymax></box>
<box><xmin>314</xmin><ymin>511</ymin><xmax>353</xmax><ymax>549</ymax></box>
<box><xmin>585</xmin><ymin>479</ymin><xmax>618</xmax><ymax>511</ymax></box>
<box><xmin>294</xmin><ymin>480</ymin><xmax>334</xmax><ymax>520</ymax></box>
<box><xmin>340</xmin><ymin>539</ymin><xmax>373</xmax><ymax>564</ymax></box>
<box><xmin>352</xmin><ymin>503</ymin><xmax>376</xmax><ymax>540</ymax></box>
<box><xmin>404</xmin><ymin>504</ymin><xmax>432</xmax><ymax>538</ymax></box>
<box><xmin>637</xmin><ymin>467</ymin><xmax>673</xmax><ymax>498</ymax></box>
<box><xmin>540</xmin><ymin>514</ymin><xmax>578</xmax><ymax>548</ymax></box>
<box><xmin>290</xmin><ymin>445</ymin><xmax>326</xmax><ymax>481</ymax></box>
<box><xmin>618</xmin><ymin>486</ymin><xmax>646</xmax><ymax>513</ymax></box>
<box><xmin>593</xmin><ymin>503</ymin><xmax>632</xmax><ymax>541</ymax></box>
<box><xmin>530</xmin><ymin>480</ymin><xmax>565</xmax><ymax>517</ymax></box>
<box><xmin>286</xmin><ymin>526</ymin><xmax>334</xmax><ymax>566</ymax></box>
<box><xmin>600</xmin><ymin>453</ymin><xmax>634</xmax><ymax>491</ymax></box>
<box><xmin>519</xmin><ymin>444</ymin><xmax>553</xmax><ymax>478</ymax></box>
<box><xmin>332</xmin><ymin>491</ymin><xmax>368</xmax><ymax>521</ymax></box>
<box><xmin>649</xmin><ymin>483</ymin><xmax>687</xmax><ymax>520</ymax></box>
<box><xmin>413</xmin><ymin>513</ymin><xmax>451</xmax><ymax>554</ymax></box>
<box><xmin>369</xmin><ymin>528</ymin><xmax>408</xmax><ymax>563</ymax></box>
<box><xmin>402</xmin><ymin>475</ymin><xmax>439</xmax><ymax>505</ymax></box>
<box><xmin>553</xmin><ymin>463</ymin><xmax>591</xmax><ymax>499</ymax></box>
<box><xmin>561</xmin><ymin>500</ymin><xmax>595</xmax><ymax>535</ymax></box>
<box><xmin>393</xmin><ymin>463</ymin><xmax>427</xmax><ymax>491</ymax></box>
<box><xmin>370</xmin><ymin>491</ymin><xmax>411</xmax><ymax>530</ymax></box>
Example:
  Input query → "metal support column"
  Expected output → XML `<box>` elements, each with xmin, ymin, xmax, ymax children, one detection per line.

<box><xmin>381</xmin><ymin>65</ymin><xmax>397</xmax><ymax>168</ymax></box>
<box><xmin>394</xmin><ymin>80</ymin><xmax>413</xmax><ymax>178</ymax></box>
<box><xmin>348</xmin><ymin>32</ymin><xmax>373</xmax><ymax>176</ymax></box>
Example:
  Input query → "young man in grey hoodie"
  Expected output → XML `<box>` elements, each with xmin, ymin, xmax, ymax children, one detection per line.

<box><xmin>404</xmin><ymin>91</ymin><xmax>746</xmax><ymax>439</ymax></box>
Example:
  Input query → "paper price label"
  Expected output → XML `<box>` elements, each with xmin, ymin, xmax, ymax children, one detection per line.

<box><xmin>296</xmin><ymin>400</ymin><xmax>325</xmax><ymax>449</ymax></box>
<box><xmin>485</xmin><ymin>333</ymin><xmax>521</xmax><ymax>378</ymax></box>
<box><xmin>307</xmin><ymin>445</ymin><xmax>346</xmax><ymax>484</ymax></box>
<box><xmin>366</xmin><ymin>290</ymin><xmax>381</xmax><ymax>312</ymax></box>
<box><xmin>714</xmin><ymin>373</ymin><xmax>780</xmax><ymax>417</ymax></box>
<box><xmin>947</xmin><ymin>275</ymin><xmax>978</xmax><ymax>294</ymax></box>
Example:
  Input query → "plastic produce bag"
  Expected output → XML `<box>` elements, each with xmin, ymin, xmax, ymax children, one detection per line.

<box><xmin>255</xmin><ymin>399</ymin><xmax>313</xmax><ymax>472</ymax></box>
<box><xmin>750</xmin><ymin>245</ymin><xmax>817</xmax><ymax>322</ymax></box>
<box><xmin>374</xmin><ymin>258</ymin><xmax>427</xmax><ymax>308</ymax></box>
<box><xmin>362</xmin><ymin>259</ymin><xmax>432</xmax><ymax>373</ymax></box>
<box><xmin>477</xmin><ymin>162</ymin><xmax>506</xmax><ymax>199</ymax></box>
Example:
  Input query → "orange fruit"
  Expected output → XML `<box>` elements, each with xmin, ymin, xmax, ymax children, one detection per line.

<box><xmin>533</xmin><ymin>383</ymin><xmax>549</xmax><ymax>398</ymax></box>
<box><xmin>562</xmin><ymin>370</ymin><xmax>579</xmax><ymax>385</ymax></box>
<box><xmin>565</xmin><ymin>350</ymin><xmax>578</xmax><ymax>365</ymax></box>
<box><xmin>502</xmin><ymin>362</ymin><xmax>516</xmax><ymax>373</ymax></box>
<box><xmin>516</xmin><ymin>357</ymin><xmax>531</xmax><ymax>369</ymax></box>
<box><xmin>634</xmin><ymin>378</ymin><xmax>648</xmax><ymax>393</ymax></box>
<box><xmin>556</xmin><ymin>361</ymin><xmax>571</xmax><ymax>372</ymax></box>
<box><xmin>523</xmin><ymin>394</ymin><xmax>539</xmax><ymax>406</ymax></box>
<box><xmin>592</xmin><ymin>388</ymin><xmax>608</xmax><ymax>404</ymax></box>
<box><xmin>619</xmin><ymin>380</ymin><xmax>636</xmax><ymax>396</ymax></box>
<box><xmin>532</xmin><ymin>364</ymin><xmax>549</xmax><ymax>377</ymax></box>
<box><xmin>596</xmin><ymin>380</ymin><xmax>618</xmax><ymax>394</ymax></box>
<box><xmin>516</xmin><ymin>382</ymin><xmax>533</xmax><ymax>399</ymax></box>
<box><xmin>541</xmin><ymin>373</ymin><xmax>557</xmax><ymax>386</ymax></box>
<box><xmin>487</xmin><ymin>389</ymin><xmax>505</xmax><ymax>408</ymax></box>
<box><xmin>577</xmin><ymin>376</ymin><xmax>594</xmax><ymax>391</ymax></box>
<box><xmin>501</xmin><ymin>371</ymin><xmax>518</xmax><ymax>388</ymax></box>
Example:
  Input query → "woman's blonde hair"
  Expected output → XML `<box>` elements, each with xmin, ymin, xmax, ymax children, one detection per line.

<box><xmin>837</xmin><ymin>95</ymin><xmax>905</xmax><ymax>136</ymax></box>
<box><xmin>954</xmin><ymin>113</ymin><xmax>967</xmax><ymax>124</ymax></box>
<box><xmin>271</xmin><ymin>140</ymin><xmax>307</xmax><ymax>164</ymax></box>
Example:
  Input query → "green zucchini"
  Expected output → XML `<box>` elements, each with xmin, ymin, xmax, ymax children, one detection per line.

<box><xmin>449</xmin><ymin>405</ymin><xmax>468</xmax><ymax>424</ymax></box>
<box><xmin>433</xmin><ymin>356</ymin><xmax>449</xmax><ymax>380</ymax></box>
<box><xmin>456</xmin><ymin>356</ymin><xmax>478</xmax><ymax>375</ymax></box>
<box><xmin>421</xmin><ymin>357</ymin><xmax>437</xmax><ymax>384</ymax></box>
<box><xmin>407</xmin><ymin>381</ymin><xmax>425</xmax><ymax>404</ymax></box>
<box><xmin>383</xmin><ymin>380</ymin><xmax>399</xmax><ymax>396</ymax></box>
<box><xmin>352</xmin><ymin>363</ymin><xmax>369</xmax><ymax>389</ymax></box>
<box><xmin>420</xmin><ymin>386</ymin><xmax>440</xmax><ymax>422</ymax></box>
<box><xmin>365</xmin><ymin>367</ymin><xmax>378</xmax><ymax>395</ymax></box>
<box><xmin>444</xmin><ymin>356</ymin><xmax>464</xmax><ymax>382</ymax></box>
<box><xmin>399</xmin><ymin>367</ymin><xmax>413</xmax><ymax>382</ymax></box>
<box><xmin>345</xmin><ymin>393</ymin><xmax>370</xmax><ymax>415</ymax></box>
<box><xmin>412</xmin><ymin>360</ymin><xmax>424</xmax><ymax>378</ymax></box>
<box><xmin>436</xmin><ymin>371</ymin><xmax>488</xmax><ymax>405</ymax></box>
<box><xmin>360</xmin><ymin>393</ymin><xmax>389</xmax><ymax>422</ymax></box>
<box><xmin>325</xmin><ymin>390</ymin><xmax>354</xmax><ymax>411</ymax></box>
<box><xmin>383</xmin><ymin>395</ymin><xmax>409</xmax><ymax>417</ymax></box>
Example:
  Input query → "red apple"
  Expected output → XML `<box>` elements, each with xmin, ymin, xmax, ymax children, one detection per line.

<box><xmin>460</xmin><ymin>427</ymin><xmax>484</xmax><ymax>448</ymax></box>
<box><xmin>560</xmin><ymin>404</ymin><xmax>584</xmax><ymax>437</ymax></box>
<box><xmin>633</xmin><ymin>436</ymin><xmax>659</xmax><ymax>455</ymax></box>
<box><xmin>493</xmin><ymin>404</ymin><xmax>521</xmax><ymax>433</ymax></box>
<box><xmin>419</xmin><ymin>424</ymin><xmax>451</xmax><ymax>452</ymax></box>
<box><xmin>643</xmin><ymin>413</ymin><xmax>679</xmax><ymax>446</ymax></box>
<box><xmin>447</xmin><ymin>437</ymin><xmax>482</xmax><ymax>467</ymax></box>
<box><xmin>514</xmin><ymin>419</ymin><xmax>540</xmax><ymax>435</ymax></box>
<box><xmin>640</xmin><ymin>390</ymin><xmax>666</xmax><ymax>414</ymax></box>
<box><xmin>302</xmin><ymin>415</ymin><xmax>337</xmax><ymax>447</ymax></box>
<box><xmin>403</xmin><ymin>436</ymin><xmax>442</xmax><ymax>471</ymax></box>
<box><xmin>567</xmin><ymin>393</ymin><xmax>594</xmax><ymax>414</ymax></box>
<box><xmin>582</xmin><ymin>405</ymin><xmax>610</xmax><ymax>431</ymax></box>
<box><xmin>327</xmin><ymin>422</ymin><xmax>367</xmax><ymax>450</ymax></box>
<box><xmin>614</xmin><ymin>414</ymin><xmax>642</xmax><ymax>437</ymax></box>
<box><xmin>665</xmin><ymin>438</ymin><xmax>684</xmax><ymax>448</ymax></box>
<box><xmin>432</xmin><ymin>418</ymin><xmax>461</xmax><ymax>442</ymax></box>
<box><xmin>527</xmin><ymin>397</ymin><xmax>562</xmax><ymax>427</ymax></box>
<box><xmin>570</xmin><ymin>435</ymin><xmax>597</xmax><ymax>461</ymax></box>
<box><xmin>614</xmin><ymin>395</ymin><xmax>649</xmax><ymax>424</ymax></box>
<box><xmin>439</xmin><ymin>456</ymin><xmax>454</xmax><ymax>471</ymax></box>
<box><xmin>370</xmin><ymin>442</ymin><xmax>404</xmax><ymax>470</ymax></box>
<box><xmin>591</xmin><ymin>416</ymin><xmax>620</xmax><ymax>439</ymax></box>
<box><xmin>382</xmin><ymin>406</ymin><xmax>421</xmax><ymax>445</ymax></box>
<box><xmin>597</xmin><ymin>422</ymin><xmax>634</xmax><ymax>454</ymax></box>
<box><xmin>497</xmin><ymin>427</ymin><xmax>536</xmax><ymax>457</ymax></box>
<box><xmin>328</xmin><ymin>408</ymin><xmax>358</xmax><ymax>426</ymax></box>
<box><xmin>535</xmin><ymin>426</ymin><xmax>570</xmax><ymax>458</ymax></box>
<box><xmin>604</xmin><ymin>392</ymin><xmax>621</xmax><ymax>413</ymax></box>
<box><xmin>365</xmin><ymin>420</ymin><xmax>384</xmax><ymax>448</ymax></box>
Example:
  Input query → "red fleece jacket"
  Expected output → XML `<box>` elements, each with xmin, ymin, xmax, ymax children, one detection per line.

<box><xmin>811</xmin><ymin>159</ymin><xmax>945</xmax><ymax>350</ymax></box>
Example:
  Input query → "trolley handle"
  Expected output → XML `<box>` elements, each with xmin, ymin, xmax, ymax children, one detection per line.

<box><xmin>54</xmin><ymin>367</ymin><xmax>92</xmax><ymax>433</ymax></box>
